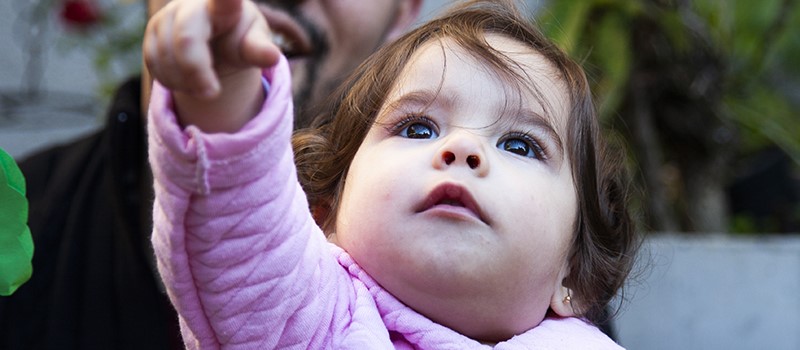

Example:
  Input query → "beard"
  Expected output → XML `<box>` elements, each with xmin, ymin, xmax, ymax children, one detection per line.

<box><xmin>286</xmin><ymin>10</ymin><xmax>330</xmax><ymax>128</ymax></box>
<box><xmin>257</xmin><ymin>1</ymin><xmax>329</xmax><ymax>128</ymax></box>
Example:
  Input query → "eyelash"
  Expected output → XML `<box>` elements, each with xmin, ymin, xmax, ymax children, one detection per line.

<box><xmin>497</xmin><ymin>131</ymin><xmax>548</xmax><ymax>160</ymax></box>
<box><xmin>387</xmin><ymin>114</ymin><xmax>548</xmax><ymax>160</ymax></box>
<box><xmin>388</xmin><ymin>114</ymin><xmax>439</xmax><ymax>137</ymax></box>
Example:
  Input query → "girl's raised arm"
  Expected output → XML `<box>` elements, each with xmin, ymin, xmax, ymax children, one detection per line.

<box><xmin>146</xmin><ymin>1</ymin><xmax>351</xmax><ymax>349</ymax></box>
<box><xmin>143</xmin><ymin>0</ymin><xmax>280</xmax><ymax>133</ymax></box>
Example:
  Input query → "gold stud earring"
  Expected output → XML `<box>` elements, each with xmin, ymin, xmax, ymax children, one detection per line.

<box><xmin>563</xmin><ymin>289</ymin><xmax>572</xmax><ymax>304</ymax></box>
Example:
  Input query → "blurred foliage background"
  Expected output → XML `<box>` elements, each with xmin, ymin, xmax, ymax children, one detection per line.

<box><xmin>21</xmin><ymin>0</ymin><xmax>144</xmax><ymax>98</ymax></box>
<box><xmin>18</xmin><ymin>0</ymin><xmax>798</xmax><ymax>233</ymax></box>
<box><xmin>538</xmin><ymin>0</ymin><xmax>800</xmax><ymax>234</ymax></box>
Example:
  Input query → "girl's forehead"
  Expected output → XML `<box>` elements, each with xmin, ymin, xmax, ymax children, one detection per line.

<box><xmin>387</xmin><ymin>33</ymin><xmax>571</xmax><ymax>133</ymax></box>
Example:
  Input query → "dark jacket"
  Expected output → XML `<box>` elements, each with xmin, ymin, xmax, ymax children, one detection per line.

<box><xmin>0</xmin><ymin>78</ymin><xmax>181</xmax><ymax>350</ymax></box>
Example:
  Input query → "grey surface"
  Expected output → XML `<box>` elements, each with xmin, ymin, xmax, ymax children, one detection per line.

<box><xmin>0</xmin><ymin>0</ymin><xmax>122</xmax><ymax>159</ymax></box>
<box><xmin>419</xmin><ymin>0</ymin><xmax>541</xmax><ymax>22</ymax></box>
<box><xmin>616</xmin><ymin>233</ymin><xmax>800</xmax><ymax>350</ymax></box>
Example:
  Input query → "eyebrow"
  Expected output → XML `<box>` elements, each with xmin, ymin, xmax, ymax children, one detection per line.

<box><xmin>382</xmin><ymin>89</ymin><xmax>452</xmax><ymax>115</ymax></box>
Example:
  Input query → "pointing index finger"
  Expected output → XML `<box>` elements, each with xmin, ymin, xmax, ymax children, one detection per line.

<box><xmin>207</xmin><ymin>0</ymin><xmax>243</xmax><ymax>34</ymax></box>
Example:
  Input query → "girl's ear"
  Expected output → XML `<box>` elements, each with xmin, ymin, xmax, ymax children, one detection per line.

<box><xmin>549</xmin><ymin>264</ymin><xmax>577</xmax><ymax>317</ymax></box>
<box><xmin>311</xmin><ymin>203</ymin><xmax>330</xmax><ymax>228</ymax></box>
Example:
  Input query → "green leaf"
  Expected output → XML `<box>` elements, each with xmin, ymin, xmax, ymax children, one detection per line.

<box><xmin>0</xmin><ymin>148</ymin><xmax>33</xmax><ymax>296</ymax></box>
<box><xmin>724</xmin><ymin>88</ymin><xmax>800</xmax><ymax>164</ymax></box>
<box><xmin>590</xmin><ymin>11</ymin><xmax>633</xmax><ymax>120</ymax></box>
<box><xmin>656</xmin><ymin>10</ymin><xmax>691</xmax><ymax>54</ymax></box>
<box><xmin>540</xmin><ymin>0</ymin><xmax>595</xmax><ymax>54</ymax></box>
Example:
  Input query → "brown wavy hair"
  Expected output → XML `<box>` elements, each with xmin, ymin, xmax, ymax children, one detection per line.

<box><xmin>293</xmin><ymin>0</ymin><xmax>639</xmax><ymax>326</ymax></box>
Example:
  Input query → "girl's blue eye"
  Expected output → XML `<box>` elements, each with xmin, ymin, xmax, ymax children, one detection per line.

<box><xmin>497</xmin><ymin>135</ymin><xmax>544</xmax><ymax>159</ymax></box>
<box><xmin>400</xmin><ymin>121</ymin><xmax>438</xmax><ymax>139</ymax></box>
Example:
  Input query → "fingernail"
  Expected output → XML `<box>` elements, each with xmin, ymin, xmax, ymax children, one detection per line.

<box><xmin>201</xmin><ymin>85</ymin><xmax>218</xmax><ymax>98</ymax></box>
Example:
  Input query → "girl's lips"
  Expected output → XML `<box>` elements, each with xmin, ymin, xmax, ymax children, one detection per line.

<box><xmin>256</xmin><ymin>4</ymin><xmax>312</xmax><ymax>58</ymax></box>
<box><xmin>416</xmin><ymin>182</ymin><xmax>489</xmax><ymax>225</ymax></box>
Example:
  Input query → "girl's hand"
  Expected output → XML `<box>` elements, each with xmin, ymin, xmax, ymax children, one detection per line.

<box><xmin>144</xmin><ymin>0</ymin><xmax>281</xmax><ymax>132</ymax></box>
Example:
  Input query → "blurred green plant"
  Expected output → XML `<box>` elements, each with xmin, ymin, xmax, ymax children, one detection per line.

<box><xmin>538</xmin><ymin>0</ymin><xmax>800</xmax><ymax>233</ymax></box>
<box><xmin>24</xmin><ymin>0</ymin><xmax>145</xmax><ymax>98</ymax></box>
<box><xmin>56</xmin><ymin>0</ymin><xmax>146</xmax><ymax>97</ymax></box>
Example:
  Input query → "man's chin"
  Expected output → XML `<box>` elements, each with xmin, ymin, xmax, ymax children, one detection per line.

<box><xmin>286</xmin><ymin>58</ymin><xmax>321</xmax><ymax>127</ymax></box>
<box><xmin>287</xmin><ymin>58</ymin><xmax>313</xmax><ymax>103</ymax></box>
<box><xmin>286</xmin><ymin>56</ymin><xmax>306</xmax><ymax>74</ymax></box>
<box><xmin>287</xmin><ymin>57</ymin><xmax>307</xmax><ymax>90</ymax></box>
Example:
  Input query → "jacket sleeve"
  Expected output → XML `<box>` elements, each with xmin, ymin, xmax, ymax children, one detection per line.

<box><xmin>148</xmin><ymin>56</ymin><xmax>351</xmax><ymax>349</ymax></box>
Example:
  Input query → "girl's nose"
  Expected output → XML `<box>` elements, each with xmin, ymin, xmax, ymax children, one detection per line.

<box><xmin>433</xmin><ymin>132</ymin><xmax>489</xmax><ymax>177</ymax></box>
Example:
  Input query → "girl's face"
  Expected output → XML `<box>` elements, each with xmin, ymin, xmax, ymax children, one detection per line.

<box><xmin>332</xmin><ymin>34</ymin><xmax>578</xmax><ymax>340</ymax></box>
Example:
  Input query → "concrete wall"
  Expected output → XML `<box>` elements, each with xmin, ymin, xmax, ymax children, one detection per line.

<box><xmin>420</xmin><ymin>0</ymin><xmax>541</xmax><ymax>22</ymax></box>
<box><xmin>0</xmin><ymin>0</ymin><xmax>106</xmax><ymax>159</ymax></box>
<box><xmin>615</xmin><ymin>233</ymin><xmax>800</xmax><ymax>350</ymax></box>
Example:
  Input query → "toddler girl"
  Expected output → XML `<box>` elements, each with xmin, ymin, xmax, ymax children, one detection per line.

<box><xmin>145</xmin><ymin>0</ymin><xmax>638</xmax><ymax>348</ymax></box>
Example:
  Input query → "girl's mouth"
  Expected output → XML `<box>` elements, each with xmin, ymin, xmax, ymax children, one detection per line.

<box><xmin>416</xmin><ymin>182</ymin><xmax>489</xmax><ymax>225</ymax></box>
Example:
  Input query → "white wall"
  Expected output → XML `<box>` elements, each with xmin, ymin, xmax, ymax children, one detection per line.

<box><xmin>420</xmin><ymin>0</ymin><xmax>542</xmax><ymax>22</ymax></box>
<box><xmin>616</xmin><ymin>233</ymin><xmax>800</xmax><ymax>350</ymax></box>
<box><xmin>0</xmin><ymin>0</ymin><xmax>143</xmax><ymax>159</ymax></box>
